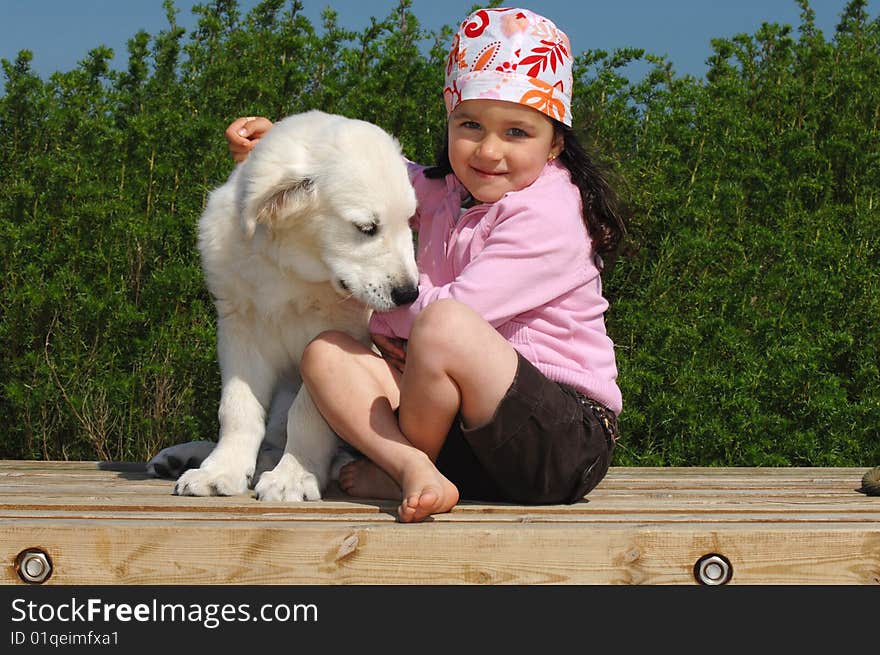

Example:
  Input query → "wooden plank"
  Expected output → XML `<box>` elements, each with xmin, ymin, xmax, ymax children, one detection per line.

<box><xmin>1</xmin><ymin>496</ymin><xmax>877</xmax><ymax>517</ymax></box>
<box><xmin>0</xmin><ymin>461</ymin><xmax>877</xmax><ymax>585</ymax></box>
<box><xmin>3</xmin><ymin>518</ymin><xmax>878</xmax><ymax>585</ymax></box>
<box><xmin>3</xmin><ymin>509</ymin><xmax>880</xmax><ymax>526</ymax></box>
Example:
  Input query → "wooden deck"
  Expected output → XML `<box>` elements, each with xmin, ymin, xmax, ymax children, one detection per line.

<box><xmin>1</xmin><ymin>460</ymin><xmax>877</xmax><ymax>585</ymax></box>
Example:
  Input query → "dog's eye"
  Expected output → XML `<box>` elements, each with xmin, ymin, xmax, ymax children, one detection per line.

<box><xmin>356</xmin><ymin>222</ymin><xmax>379</xmax><ymax>237</ymax></box>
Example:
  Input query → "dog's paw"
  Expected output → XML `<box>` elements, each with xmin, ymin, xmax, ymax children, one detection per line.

<box><xmin>173</xmin><ymin>465</ymin><xmax>250</xmax><ymax>497</ymax></box>
<box><xmin>147</xmin><ymin>441</ymin><xmax>217</xmax><ymax>479</ymax></box>
<box><xmin>254</xmin><ymin>466</ymin><xmax>322</xmax><ymax>502</ymax></box>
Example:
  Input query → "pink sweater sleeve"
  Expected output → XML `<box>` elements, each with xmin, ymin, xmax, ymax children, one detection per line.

<box><xmin>370</xmin><ymin>199</ymin><xmax>592</xmax><ymax>339</ymax></box>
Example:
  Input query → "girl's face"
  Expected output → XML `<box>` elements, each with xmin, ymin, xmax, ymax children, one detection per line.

<box><xmin>447</xmin><ymin>99</ymin><xmax>563</xmax><ymax>204</ymax></box>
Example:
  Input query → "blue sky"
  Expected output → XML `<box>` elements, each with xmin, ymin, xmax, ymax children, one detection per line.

<box><xmin>1</xmin><ymin>0</ymin><xmax>874</xmax><ymax>94</ymax></box>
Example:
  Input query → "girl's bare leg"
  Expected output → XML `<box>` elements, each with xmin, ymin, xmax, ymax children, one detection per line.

<box><xmin>303</xmin><ymin>299</ymin><xmax>518</xmax><ymax>522</ymax></box>
<box><xmin>399</xmin><ymin>299</ymin><xmax>519</xmax><ymax>455</ymax></box>
<box><xmin>395</xmin><ymin>300</ymin><xmax>519</xmax><ymax>519</ymax></box>
<box><xmin>299</xmin><ymin>331</ymin><xmax>458</xmax><ymax>521</ymax></box>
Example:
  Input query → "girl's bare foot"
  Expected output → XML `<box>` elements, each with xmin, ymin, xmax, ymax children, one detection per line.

<box><xmin>338</xmin><ymin>458</ymin><xmax>400</xmax><ymax>500</ymax></box>
<box><xmin>398</xmin><ymin>456</ymin><xmax>459</xmax><ymax>523</ymax></box>
<box><xmin>340</xmin><ymin>454</ymin><xmax>459</xmax><ymax>522</ymax></box>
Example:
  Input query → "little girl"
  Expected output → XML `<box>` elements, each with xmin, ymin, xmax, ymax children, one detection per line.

<box><xmin>226</xmin><ymin>7</ymin><xmax>626</xmax><ymax>522</ymax></box>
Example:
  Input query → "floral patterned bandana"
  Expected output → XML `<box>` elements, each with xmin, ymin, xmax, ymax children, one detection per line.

<box><xmin>444</xmin><ymin>7</ymin><xmax>574</xmax><ymax>127</ymax></box>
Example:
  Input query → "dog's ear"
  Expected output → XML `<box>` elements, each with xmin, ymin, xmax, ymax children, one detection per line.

<box><xmin>241</xmin><ymin>176</ymin><xmax>316</xmax><ymax>238</ymax></box>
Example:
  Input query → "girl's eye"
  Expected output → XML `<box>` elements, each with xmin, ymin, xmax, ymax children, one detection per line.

<box><xmin>356</xmin><ymin>222</ymin><xmax>379</xmax><ymax>236</ymax></box>
<box><xmin>507</xmin><ymin>127</ymin><xmax>529</xmax><ymax>137</ymax></box>
<box><xmin>461</xmin><ymin>120</ymin><xmax>481</xmax><ymax>130</ymax></box>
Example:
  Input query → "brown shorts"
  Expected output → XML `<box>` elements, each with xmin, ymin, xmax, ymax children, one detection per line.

<box><xmin>435</xmin><ymin>352</ymin><xmax>618</xmax><ymax>504</ymax></box>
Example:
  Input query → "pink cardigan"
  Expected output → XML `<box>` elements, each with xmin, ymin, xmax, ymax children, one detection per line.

<box><xmin>369</xmin><ymin>160</ymin><xmax>622</xmax><ymax>414</ymax></box>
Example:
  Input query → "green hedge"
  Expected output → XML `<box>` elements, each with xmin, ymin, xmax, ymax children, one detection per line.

<box><xmin>1</xmin><ymin>0</ymin><xmax>877</xmax><ymax>466</ymax></box>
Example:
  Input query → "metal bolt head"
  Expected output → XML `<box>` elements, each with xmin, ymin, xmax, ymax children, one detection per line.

<box><xmin>16</xmin><ymin>549</ymin><xmax>53</xmax><ymax>584</ymax></box>
<box><xmin>694</xmin><ymin>553</ymin><xmax>732</xmax><ymax>585</ymax></box>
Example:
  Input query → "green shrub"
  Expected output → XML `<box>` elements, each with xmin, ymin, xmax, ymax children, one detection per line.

<box><xmin>1</xmin><ymin>0</ymin><xmax>877</xmax><ymax>466</ymax></box>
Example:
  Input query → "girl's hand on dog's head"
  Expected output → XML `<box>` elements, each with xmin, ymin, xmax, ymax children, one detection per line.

<box><xmin>225</xmin><ymin>116</ymin><xmax>274</xmax><ymax>163</ymax></box>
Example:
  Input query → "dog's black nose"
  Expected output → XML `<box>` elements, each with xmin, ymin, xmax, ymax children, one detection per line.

<box><xmin>391</xmin><ymin>284</ymin><xmax>419</xmax><ymax>306</ymax></box>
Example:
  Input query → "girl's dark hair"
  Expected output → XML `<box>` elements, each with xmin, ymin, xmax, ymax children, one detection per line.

<box><xmin>425</xmin><ymin>122</ymin><xmax>627</xmax><ymax>263</ymax></box>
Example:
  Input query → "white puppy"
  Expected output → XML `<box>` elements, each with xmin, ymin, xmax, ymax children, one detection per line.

<box><xmin>148</xmin><ymin>110</ymin><xmax>418</xmax><ymax>501</ymax></box>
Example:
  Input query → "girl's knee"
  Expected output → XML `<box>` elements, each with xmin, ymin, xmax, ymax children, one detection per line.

<box><xmin>300</xmin><ymin>330</ymin><xmax>357</xmax><ymax>379</ymax></box>
<box><xmin>410</xmin><ymin>299</ymin><xmax>475</xmax><ymax>349</ymax></box>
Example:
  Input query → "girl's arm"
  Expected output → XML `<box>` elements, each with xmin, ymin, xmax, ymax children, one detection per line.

<box><xmin>371</xmin><ymin>203</ymin><xmax>594</xmax><ymax>340</ymax></box>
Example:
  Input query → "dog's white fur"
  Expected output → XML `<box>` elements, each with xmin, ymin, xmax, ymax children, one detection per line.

<box><xmin>148</xmin><ymin>110</ymin><xmax>417</xmax><ymax>501</ymax></box>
